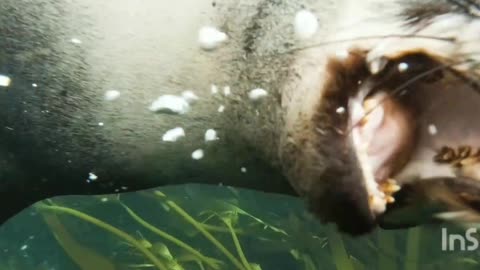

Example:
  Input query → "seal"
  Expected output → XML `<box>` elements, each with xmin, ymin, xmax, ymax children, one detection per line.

<box><xmin>1</xmin><ymin>0</ymin><xmax>480</xmax><ymax>235</ymax></box>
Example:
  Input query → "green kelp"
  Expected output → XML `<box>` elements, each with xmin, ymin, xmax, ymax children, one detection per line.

<box><xmin>41</xmin><ymin>211</ymin><xmax>116</xmax><ymax>270</ymax></box>
<box><xmin>1</xmin><ymin>185</ymin><xmax>480</xmax><ymax>270</ymax></box>
<box><xmin>36</xmin><ymin>202</ymin><xmax>168</xmax><ymax>270</ymax></box>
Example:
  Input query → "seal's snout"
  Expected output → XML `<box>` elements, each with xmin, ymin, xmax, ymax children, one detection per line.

<box><xmin>281</xmin><ymin>50</ymin><xmax>383</xmax><ymax>234</ymax></box>
<box><xmin>282</xmin><ymin>47</ymin><xmax>480</xmax><ymax>234</ymax></box>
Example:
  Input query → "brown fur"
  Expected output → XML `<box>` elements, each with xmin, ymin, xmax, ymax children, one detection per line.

<box><xmin>279</xmin><ymin>50</ymin><xmax>378</xmax><ymax>234</ymax></box>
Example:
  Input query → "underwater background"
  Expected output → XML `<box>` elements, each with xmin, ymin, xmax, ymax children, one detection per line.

<box><xmin>1</xmin><ymin>185</ymin><xmax>480</xmax><ymax>270</ymax></box>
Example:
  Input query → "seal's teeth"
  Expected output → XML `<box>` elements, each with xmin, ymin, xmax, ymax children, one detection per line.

<box><xmin>379</xmin><ymin>178</ymin><xmax>401</xmax><ymax>195</ymax></box>
<box><xmin>386</xmin><ymin>184</ymin><xmax>401</xmax><ymax>193</ymax></box>
<box><xmin>359</xmin><ymin>115</ymin><xmax>369</xmax><ymax>127</ymax></box>
<box><xmin>460</xmin><ymin>157</ymin><xmax>478</xmax><ymax>166</ymax></box>
<box><xmin>363</xmin><ymin>98</ymin><xmax>377</xmax><ymax>111</ymax></box>
<box><xmin>368</xmin><ymin>57</ymin><xmax>388</xmax><ymax>75</ymax></box>
<box><xmin>358</xmin><ymin>99</ymin><xmax>378</xmax><ymax>127</ymax></box>
<box><xmin>386</xmin><ymin>196</ymin><xmax>395</xmax><ymax>204</ymax></box>
<box><xmin>368</xmin><ymin>195</ymin><xmax>381</xmax><ymax>208</ymax></box>
<box><xmin>434</xmin><ymin>146</ymin><xmax>456</xmax><ymax>163</ymax></box>
<box><xmin>434</xmin><ymin>145</ymin><xmax>480</xmax><ymax>165</ymax></box>
<box><xmin>458</xmin><ymin>146</ymin><xmax>472</xmax><ymax>159</ymax></box>
<box><xmin>434</xmin><ymin>145</ymin><xmax>480</xmax><ymax>181</ymax></box>
<box><xmin>386</xmin><ymin>178</ymin><xmax>397</xmax><ymax>185</ymax></box>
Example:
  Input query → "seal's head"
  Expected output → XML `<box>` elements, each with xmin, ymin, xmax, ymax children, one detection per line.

<box><xmin>279</xmin><ymin>3</ymin><xmax>480</xmax><ymax>234</ymax></box>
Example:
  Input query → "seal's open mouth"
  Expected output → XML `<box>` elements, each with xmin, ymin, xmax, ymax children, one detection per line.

<box><xmin>298</xmin><ymin>50</ymin><xmax>480</xmax><ymax>235</ymax></box>
<box><xmin>349</xmin><ymin>89</ymin><xmax>412</xmax><ymax>215</ymax></box>
<box><xmin>348</xmin><ymin>52</ymin><xmax>480</xmax><ymax>222</ymax></box>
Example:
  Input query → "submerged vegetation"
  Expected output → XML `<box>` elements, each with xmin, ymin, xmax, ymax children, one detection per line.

<box><xmin>1</xmin><ymin>185</ymin><xmax>480</xmax><ymax>270</ymax></box>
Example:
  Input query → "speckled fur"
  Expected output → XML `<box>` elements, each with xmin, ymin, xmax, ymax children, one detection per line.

<box><xmin>1</xmin><ymin>0</ymin><xmax>480</xmax><ymax>233</ymax></box>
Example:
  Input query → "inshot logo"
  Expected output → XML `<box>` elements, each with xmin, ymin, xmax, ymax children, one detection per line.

<box><xmin>442</xmin><ymin>227</ymin><xmax>479</xmax><ymax>251</ymax></box>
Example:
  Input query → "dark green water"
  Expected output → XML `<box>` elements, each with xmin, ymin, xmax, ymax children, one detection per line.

<box><xmin>1</xmin><ymin>184</ymin><xmax>479</xmax><ymax>270</ymax></box>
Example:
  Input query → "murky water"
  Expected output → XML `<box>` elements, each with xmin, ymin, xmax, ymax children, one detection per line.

<box><xmin>1</xmin><ymin>186</ymin><xmax>479</xmax><ymax>270</ymax></box>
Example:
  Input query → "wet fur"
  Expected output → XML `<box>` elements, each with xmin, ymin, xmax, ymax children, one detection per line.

<box><xmin>1</xmin><ymin>0</ymin><xmax>480</xmax><ymax>233</ymax></box>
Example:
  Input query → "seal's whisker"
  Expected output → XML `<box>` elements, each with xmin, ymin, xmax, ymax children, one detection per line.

<box><xmin>447</xmin><ymin>0</ymin><xmax>474</xmax><ymax>14</ymax></box>
<box><xmin>273</xmin><ymin>34</ymin><xmax>455</xmax><ymax>56</ymax></box>
<box><xmin>447</xmin><ymin>0</ymin><xmax>480</xmax><ymax>17</ymax></box>
<box><xmin>226</xmin><ymin>34</ymin><xmax>456</xmax><ymax>64</ymax></box>
<box><xmin>448</xmin><ymin>60</ymin><xmax>480</xmax><ymax>94</ymax></box>
<box><xmin>347</xmin><ymin>58</ymin><xmax>476</xmax><ymax>135</ymax></box>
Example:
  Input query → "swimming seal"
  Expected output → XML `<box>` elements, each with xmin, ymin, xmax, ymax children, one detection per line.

<box><xmin>1</xmin><ymin>0</ymin><xmax>480</xmax><ymax>235</ymax></box>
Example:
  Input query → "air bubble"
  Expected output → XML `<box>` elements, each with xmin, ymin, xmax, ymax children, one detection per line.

<box><xmin>0</xmin><ymin>75</ymin><xmax>11</xmax><ymax>87</ymax></box>
<box><xmin>248</xmin><ymin>88</ymin><xmax>268</xmax><ymax>101</ymax></box>
<box><xmin>192</xmin><ymin>149</ymin><xmax>204</xmax><ymax>160</ymax></box>
<box><xmin>294</xmin><ymin>10</ymin><xmax>319</xmax><ymax>40</ymax></box>
<box><xmin>162</xmin><ymin>127</ymin><xmax>185</xmax><ymax>142</ymax></box>
<box><xmin>198</xmin><ymin>26</ymin><xmax>228</xmax><ymax>50</ymax></box>
<box><xmin>398</xmin><ymin>62</ymin><xmax>409</xmax><ymax>72</ymax></box>
<box><xmin>205</xmin><ymin>129</ymin><xmax>218</xmax><ymax>142</ymax></box>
